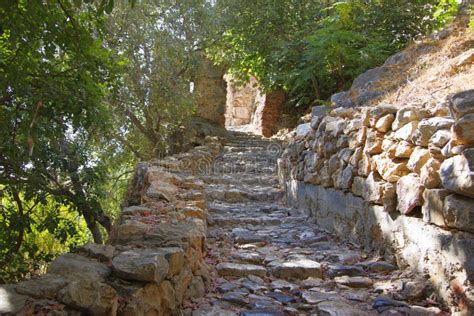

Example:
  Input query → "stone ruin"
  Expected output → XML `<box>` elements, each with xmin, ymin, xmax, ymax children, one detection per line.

<box><xmin>224</xmin><ymin>75</ymin><xmax>286</xmax><ymax>137</ymax></box>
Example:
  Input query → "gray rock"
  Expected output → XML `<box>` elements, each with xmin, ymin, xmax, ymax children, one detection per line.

<box><xmin>373</xmin><ymin>296</ymin><xmax>409</xmax><ymax>313</ymax></box>
<box><xmin>440</xmin><ymin>149</ymin><xmax>474</xmax><ymax>198</ymax></box>
<box><xmin>295</xmin><ymin>123</ymin><xmax>312</xmax><ymax>139</ymax></box>
<box><xmin>443</xmin><ymin>194</ymin><xmax>474</xmax><ymax>233</ymax></box>
<box><xmin>266</xmin><ymin>292</ymin><xmax>295</xmax><ymax>304</ymax></box>
<box><xmin>0</xmin><ymin>284</ymin><xmax>29</xmax><ymax>314</ymax></box>
<box><xmin>453</xmin><ymin>113</ymin><xmax>474</xmax><ymax>145</ymax></box>
<box><xmin>400</xmin><ymin>279</ymin><xmax>429</xmax><ymax>300</ymax></box>
<box><xmin>301</xmin><ymin>290</ymin><xmax>339</xmax><ymax>304</ymax></box>
<box><xmin>365</xmin><ymin>261</ymin><xmax>397</xmax><ymax>273</ymax></box>
<box><xmin>449</xmin><ymin>89</ymin><xmax>474</xmax><ymax>119</ymax></box>
<box><xmin>312</xmin><ymin>105</ymin><xmax>329</xmax><ymax>118</ymax></box>
<box><xmin>422</xmin><ymin>189</ymin><xmax>450</xmax><ymax>227</ymax></box>
<box><xmin>334</xmin><ymin>276</ymin><xmax>373</xmax><ymax>288</ymax></box>
<box><xmin>384</xmin><ymin>51</ymin><xmax>409</xmax><ymax>66</ymax></box>
<box><xmin>429</xmin><ymin>129</ymin><xmax>451</xmax><ymax>148</ymax></box>
<box><xmin>16</xmin><ymin>274</ymin><xmax>68</xmax><ymax>299</ymax></box>
<box><xmin>269</xmin><ymin>259</ymin><xmax>322</xmax><ymax>279</ymax></box>
<box><xmin>216</xmin><ymin>263</ymin><xmax>267</xmax><ymax>278</ymax></box>
<box><xmin>57</xmin><ymin>279</ymin><xmax>118</xmax><ymax>315</ymax></box>
<box><xmin>76</xmin><ymin>243</ymin><xmax>115</xmax><ymax>262</ymax></box>
<box><xmin>112</xmin><ymin>249</ymin><xmax>169</xmax><ymax>282</ymax></box>
<box><xmin>271</xmin><ymin>279</ymin><xmax>299</xmax><ymax>291</ymax></box>
<box><xmin>411</xmin><ymin>117</ymin><xmax>454</xmax><ymax>147</ymax></box>
<box><xmin>343</xmin><ymin>290</ymin><xmax>370</xmax><ymax>302</ymax></box>
<box><xmin>48</xmin><ymin>253</ymin><xmax>111</xmax><ymax>280</ymax></box>
<box><xmin>217</xmin><ymin>282</ymin><xmax>239</xmax><ymax>293</ymax></box>
<box><xmin>240</xmin><ymin>278</ymin><xmax>267</xmax><ymax>293</ymax></box>
<box><xmin>330</xmin><ymin>91</ymin><xmax>354</xmax><ymax>108</ymax></box>
<box><xmin>329</xmin><ymin>264</ymin><xmax>366</xmax><ymax>277</ymax></box>
<box><xmin>350</xmin><ymin>66</ymin><xmax>388</xmax><ymax>106</ymax></box>
<box><xmin>222</xmin><ymin>291</ymin><xmax>249</xmax><ymax>306</ymax></box>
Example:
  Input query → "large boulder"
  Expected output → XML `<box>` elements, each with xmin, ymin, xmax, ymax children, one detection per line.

<box><xmin>449</xmin><ymin>89</ymin><xmax>474</xmax><ymax>120</ymax></box>
<box><xmin>48</xmin><ymin>253</ymin><xmax>111</xmax><ymax>280</ymax></box>
<box><xmin>349</xmin><ymin>66</ymin><xmax>388</xmax><ymax>106</ymax></box>
<box><xmin>112</xmin><ymin>249</ymin><xmax>170</xmax><ymax>282</ymax></box>
<box><xmin>16</xmin><ymin>274</ymin><xmax>68</xmax><ymax>299</ymax></box>
<box><xmin>452</xmin><ymin>113</ymin><xmax>474</xmax><ymax>145</ymax></box>
<box><xmin>443</xmin><ymin>194</ymin><xmax>474</xmax><ymax>233</ymax></box>
<box><xmin>57</xmin><ymin>279</ymin><xmax>118</xmax><ymax>315</ymax></box>
<box><xmin>440</xmin><ymin>149</ymin><xmax>474</xmax><ymax>198</ymax></box>
<box><xmin>330</xmin><ymin>91</ymin><xmax>354</xmax><ymax>108</ymax></box>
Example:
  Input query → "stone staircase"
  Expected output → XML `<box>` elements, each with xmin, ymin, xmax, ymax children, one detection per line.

<box><xmin>188</xmin><ymin>132</ymin><xmax>441</xmax><ymax>315</ymax></box>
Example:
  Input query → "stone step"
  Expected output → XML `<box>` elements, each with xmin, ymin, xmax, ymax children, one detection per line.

<box><xmin>216</xmin><ymin>263</ymin><xmax>267</xmax><ymax>278</ymax></box>
<box><xmin>209</xmin><ymin>215</ymin><xmax>283</xmax><ymax>227</ymax></box>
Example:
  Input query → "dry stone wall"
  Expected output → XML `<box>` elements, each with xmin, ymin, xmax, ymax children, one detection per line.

<box><xmin>278</xmin><ymin>90</ymin><xmax>474</xmax><ymax>314</ymax></box>
<box><xmin>0</xmin><ymin>137</ymin><xmax>224</xmax><ymax>315</ymax></box>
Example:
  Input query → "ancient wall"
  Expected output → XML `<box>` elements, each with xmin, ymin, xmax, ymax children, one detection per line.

<box><xmin>0</xmin><ymin>137</ymin><xmax>224</xmax><ymax>315</ymax></box>
<box><xmin>195</xmin><ymin>56</ymin><xmax>227</xmax><ymax>127</ymax></box>
<box><xmin>224</xmin><ymin>75</ymin><xmax>260</xmax><ymax>127</ymax></box>
<box><xmin>251</xmin><ymin>90</ymin><xmax>286</xmax><ymax>137</ymax></box>
<box><xmin>278</xmin><ymin>90</ymin><xmax>474</xmax><ymax>314</ymax></box>
<box><xmin>224</xmin><ymin>74</ymin><xmax>286</xmax><ymax>137</ymax></box>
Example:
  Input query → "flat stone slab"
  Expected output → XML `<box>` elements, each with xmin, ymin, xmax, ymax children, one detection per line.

<box><xmin>16</xmin><ymin>274</ymin><xmax>68</xmax><ymax>299</ymax></box>
<box><xmin>269</xmin><ymin>259</ymin><xmax>322</xmax><ymax>279</ymax></box>
<box><xmin>335</xmin><ymin>276</ymin><xmax>374</xmax><ymax>288</ymax></box>
<box><xmin>301</xmin><ymin>290</ymin><xmax>339</xmax><ymax>304</ymax></box>
<box><xmin>216</xmin><ymin>263</ymin><xmax>267</xmax><ymax>278</ymax></box>
<box><xmin>48</xmin><ymin>253</ymin><xmax>111</xmax><ymax>280</ymax></box>
<box><xmin>112</xmin><ymin>249</ymin><xmax>169</xmax><ymax>282</ymax></box>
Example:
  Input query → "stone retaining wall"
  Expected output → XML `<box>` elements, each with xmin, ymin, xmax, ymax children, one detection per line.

<box><xmin>278</xmin><ymin>90</ymin><xmax>474</xmax><ymax>314</ymax></box>
<box><xmin>0</xmin><ymin>137</ymin><xmax>224</xmax><ymax>315</ymax></box>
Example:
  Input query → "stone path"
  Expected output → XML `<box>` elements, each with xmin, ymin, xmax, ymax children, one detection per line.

<box><xmin>187</xmin><ymin>132</ymin><xmax>444</xmax><ymax>315</ymax></box>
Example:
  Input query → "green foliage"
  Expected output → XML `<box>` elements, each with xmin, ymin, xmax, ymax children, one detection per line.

<box><xmin>207</xmin><ymin>0</ymin><xmax>460</xmax><ymax>107</ymax></box>
<box><xmin>0</xmin><ymin>190</ymin><xmax>89</xmax><ymax>283</ymax></box>
<box><xmin>0</xmin><ymin>1</ymin><xmax>121</xmax><ymax>280</ymax></box>
<box><xmin>106</xmin><ymin>0</ymin><xmax>212</xmax><ymax>159</ymax></box>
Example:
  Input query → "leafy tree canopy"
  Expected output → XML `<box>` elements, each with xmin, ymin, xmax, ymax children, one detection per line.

<box><xmin>207</xmin><ymin>0</ymin><xmax>460</xmax><ymax>105</ymax></box>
